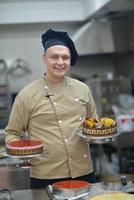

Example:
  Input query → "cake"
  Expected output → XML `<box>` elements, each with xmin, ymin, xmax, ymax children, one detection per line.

<box><xmin>6</xmin><ymin>139</ymin><xmax>43</xmax><ymax>156</ymax></box>
<box><xmin>52</xmin><ymin>180</ymin><xmax>91</xmax><ymax>198</ymax></box>
<box><xmin>89</xmin><ymin>192</ymin><xmax>133</xmax><ymax>200</ymax></box>
<box><xmin>83</xmin><ymin>117</ymin><xmax>117</xmax><ymax>137</ymax></box>
<box><xmin>53</xmin><ymin>180</ymin><xmax>91</xmax><ymax>189</ymax></box>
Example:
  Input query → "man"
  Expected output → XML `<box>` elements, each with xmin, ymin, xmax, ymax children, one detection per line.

<box><xmin>5</xmin><ymin>29</ymin><xmax>98</xmax><ymax>189</ymax></box>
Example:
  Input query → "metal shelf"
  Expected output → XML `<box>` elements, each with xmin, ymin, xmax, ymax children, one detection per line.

<box><xmin>0</xmin><ymin>61</ymin><xmax>10</xmax><ymax>130</ymax></box>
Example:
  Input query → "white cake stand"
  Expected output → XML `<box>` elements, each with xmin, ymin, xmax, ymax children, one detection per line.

<box><xmin>1</xmin><ymin>148</ymin><xmax>48</xmax><ymax>168</ymax></box>
<box><xmin>76</xmin><ymin>125</ymin><xmax>121</xmax><ymax>144</ymax></box>
<box><xmin>77</xmin><ymin>131</ymin><xmax>121</xmax><ymax>144</ymax></box>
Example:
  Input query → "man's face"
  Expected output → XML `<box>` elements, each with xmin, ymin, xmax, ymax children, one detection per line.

<box><xmin>43</xmin><ymin>45</ymin><xmax>71</xmax><ymax>81</ymax></box>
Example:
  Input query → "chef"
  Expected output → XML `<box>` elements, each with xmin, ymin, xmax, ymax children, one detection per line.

<box><xmin>5</xmin><ymin>28</ymin><xmax>98</xmax><ymax>188</ymax></box>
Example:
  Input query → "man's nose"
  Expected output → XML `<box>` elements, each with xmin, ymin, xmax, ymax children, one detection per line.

<box><xmin>57</xmin><ymin>57</ymin><xmax>63</xmax><ymax>64</ymax></box>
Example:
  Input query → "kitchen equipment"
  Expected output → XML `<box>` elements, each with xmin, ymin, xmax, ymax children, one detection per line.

<box><xmin>85</xmin><ymin>77</ymin><xmax>131</xmax><ymax>117</ymax></box>
<box><xmin>100</xmin><ymin>174</ymin><xmax>134</xmax><ymax>194</ymax></box>
<box><xmin>9</xmin><ymin>58</ymin><xmax>30</xmax><ymax>77</ymax></box>
<box><xmin>86</xmin><ymin>181</ymin><xmax>134</xmax><ymax>200</ymax></box>
<box><xmin>101</xmin><ymin>174</ymin><xmax>134</xmax><ymax>183</ymax></box>
<box><xmin>0</xmin><ymin>59</ymin><xmax>10</xmax><ymax>129</ymax></box>
<box><xmin>0</xmin><ymin>59</ymin><xmax>8</xmax><ymax>85</ymax></box>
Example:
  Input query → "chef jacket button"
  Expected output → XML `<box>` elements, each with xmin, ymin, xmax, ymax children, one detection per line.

<box><xmin>58</xmin><ymin>120</ymin><xmax>62</xmax><ymax>124</ymax></box>
<box><xmin>75</xmin><ymin>98</ymin><xmax>79</xmax><ymax>102</ymax></box>
<box><xmin>44</xmin><ymin>85</ymin><xmax>48</xmax><ymax>89</ymax></box>
<box><xmin>54</xmin><ymin>102</ymin><xmax>57</xmax><ymax>105</ymax></box>
<box><xmin>65</xmin><ymin>138</ymin><xmax>68</xmax><ymax>143</ymax></box>
<box><xmin>84</xmin><ymin>154</ymin><xmax>87</xmax><ymax>158</ymax></box>
<box><xmin>79</xmin><ymin>116</ymin><xmax>82</xmax><ymax>120</ymax></box>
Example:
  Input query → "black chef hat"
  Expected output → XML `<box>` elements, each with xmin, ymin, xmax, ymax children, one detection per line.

<box><xmin>42</xmin><ymin>29</ymin><xmax>78</xmax><ymax>66</ymax></box>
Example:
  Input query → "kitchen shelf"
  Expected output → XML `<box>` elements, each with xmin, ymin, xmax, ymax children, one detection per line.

<box><xmin>0</xmin><ymin>62</ymin><xmax>10</xmax><ymax>130</ymax></box>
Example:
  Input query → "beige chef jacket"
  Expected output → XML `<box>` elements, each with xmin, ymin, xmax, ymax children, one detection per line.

<box><xmin>5</xmin><ymin>76</ymin><xmax>98</xmax><ymax>179</ymax></box>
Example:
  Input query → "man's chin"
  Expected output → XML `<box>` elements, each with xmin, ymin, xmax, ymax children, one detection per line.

<box><xmin>54</xmin><ymin>72</ymin><xmax>66</xmax><ymax>78</ymax></box>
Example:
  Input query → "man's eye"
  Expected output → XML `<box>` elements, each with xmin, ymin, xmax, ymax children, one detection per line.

<box><xmin>63</xmin><ymin>56</ymin><xmax>70</xmax><ymax>60</ymax></box>
<box><xmin>51</xmin><ymin>56</ymin><xmax>58</xmax><ymax>59</ymax></box>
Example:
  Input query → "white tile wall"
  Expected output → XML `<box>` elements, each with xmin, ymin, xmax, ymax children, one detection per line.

<box><xmin>0</xmin><ymin>22</ymin><xmax>134</xmax><ymax>93</ymax></box>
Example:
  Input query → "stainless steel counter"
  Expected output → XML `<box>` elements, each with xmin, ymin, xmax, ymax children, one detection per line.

<box><xmin>1</xmin><ymin>184</ymin><xmax>134</xmax><ymax>200</ymax></box>
<box><xmin>0</xmin><ymin>166</ymin><xmax>30</xmax><ymax>190</ymax></box>
<box><xmin>13</xmin><ymin>189</ymin><xmax>50</xmax><ymax>200</ymax></box>
<box><xmin>0</xmin><ymin>189</ymin><xmax>50</xmax><ymax>200</ymax></box>
<box><xmin>1</xmin><ymin>188</ymin><xmax>134</xmax><ymax>200</ymax></box>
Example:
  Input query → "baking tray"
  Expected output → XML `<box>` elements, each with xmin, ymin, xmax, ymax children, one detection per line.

<box><xmin>46</xmin><ymin>185</ymin><xmax>89</xmax><ymax>200</ymax></box>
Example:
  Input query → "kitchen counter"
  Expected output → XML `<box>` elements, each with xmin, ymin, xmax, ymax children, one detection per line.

<box><xmin>1</xmin><ymin>187</ymin><xmax>134</xmax><ymax>200</ymax></box>
<box><xmin>0</xmin><ymin>166</ymin><xmax>30</xmax><ymax>190</ymax></box>
<box><xmin>0</xmin><ymin>189</ymin><xmax>50</xmax><ymax>200</ymax></box>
